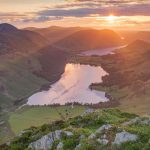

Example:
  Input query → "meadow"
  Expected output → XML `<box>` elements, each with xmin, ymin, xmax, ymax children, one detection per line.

<box><xmin>9</xmin><ymin>105</ymin><xmax>86</xmax><ymax>134</ymax></box>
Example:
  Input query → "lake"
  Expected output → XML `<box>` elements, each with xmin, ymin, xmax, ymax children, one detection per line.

<box><xmin>80</xmin><ymin>45</ymin><xmax>127</xmax><ymax>56</ymax></box>
<box><xmin>28</xmin><ymin>63</ymin><xmax>109</xmax><ymax>105</ymax></box>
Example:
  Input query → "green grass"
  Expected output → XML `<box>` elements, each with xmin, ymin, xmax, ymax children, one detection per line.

<box><xmin>4</xmin><ymin>109</ymin><xmax>150</xmax><ymax>150</ymax></box>
<box><xmin>9</xmin><ymin>106</ymin><xmax>86</xmax><ymax>134</ymax></box>
<box><xmin>0</xmin><ymin>53</ymin><xmax>48</xmax><ymax>99</ymax></box>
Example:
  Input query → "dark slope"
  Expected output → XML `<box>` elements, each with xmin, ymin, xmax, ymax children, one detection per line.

<box><xmin>35</xmin><ymin>45</ymin><xmax>71</xmax><ymax>82</ymax></box>
<box><xmin>25</xmin><ymin>26</ymin><xmax>91</xmax><ymax>44</ymax></box>
<box><xmin>0</xmin><ymin>23</ymin><xmax>49</xmax><ymax>54</ymax></box>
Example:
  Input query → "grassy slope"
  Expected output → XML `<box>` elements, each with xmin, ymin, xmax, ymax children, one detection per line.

<box><xmin>0</xmin><ymin>53</ymin><xmax>48</xmax><ymax>108</ymax></box>
<box><xmin>0</xmin><ymin>46</ymin><xmax>70</xmax><ymax>144</ymax></box>
<box><xmin>2</xmin><ymin>109</ymin><xmax>150</xmax><ymax>150</ymax></box>
<box><xmin>0</xmin><ymin>52</ymin><xmax>49</xmax><ymax>144</ymax></box>
<box><xmin>9</xmin><ymin>106</ymin><xmax>86</xmax><ymax>135</ymax></box>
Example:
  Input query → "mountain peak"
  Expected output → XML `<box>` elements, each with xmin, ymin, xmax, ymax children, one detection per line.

<box><xmin>0</xmin><ymin>23</ymin><xmax>18</xmax><ymax>32</ymax></box>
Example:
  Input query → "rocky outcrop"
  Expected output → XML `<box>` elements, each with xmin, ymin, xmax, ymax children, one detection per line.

<box><xmin>122</xmin><ymin>117</ymin><xmax>150</xmax><ymax>126</ymax></box>
<box><xmin>28</xmin><ymin>130</ymin><xmax>73</xmax><ymax>150</ymax></box>
<box><xmin>113</xmin><ymin>131</ymin><xmax>138</xmax><ymax>145</ymax></box>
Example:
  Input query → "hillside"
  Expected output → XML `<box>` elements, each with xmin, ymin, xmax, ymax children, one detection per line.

<box><xmin>0</xmin><ymin>23</ymin><xmax>49</xmax><ymax>55</ymax></box>
<box><xmin>1</xmin><ymin>108</ymin><xmax>150</xmax><ymax>150</ymax></box>
<box><xmin>73</xmin><ymin>40</ymin><xmax>150</xmax><ymax>115</ymax></box>
<box><xmin>25</xmin><ymin>26</ymin><xmax>89</xmax><ymax>44</ymax></box>
<box><xmin>117</xmin><ymin>30</ymin><xmax>150</xmax><ymax>43</ymax></box>
<box><xmin>54</xmin><ymin>29</ymin><xmax>124</xmax><ymax>52</ymax></box>
<box><xmin>0</xmin><ymin>24</ymin><xmax>72</xmax><ymax>143</ymax></box>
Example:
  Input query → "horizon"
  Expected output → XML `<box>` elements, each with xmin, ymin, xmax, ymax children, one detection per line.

<box><xmin>0</xmin><ymin>0</ymin><xmax>150</xmax><ymax>30</ymax></box>
<box><xmin>1</xmin><ymin>22</ymin><xmax>150</xmax><ymax>32</ymax></box>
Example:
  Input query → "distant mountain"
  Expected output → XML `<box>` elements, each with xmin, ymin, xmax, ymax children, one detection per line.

<box><xmin>136</xmin><ymin>31</ymin><xmax>150</xmax><ymax>42</ymax></box>
<box><xmin>116</xmin><ymin>40</ymin><xmax>150</xmax><ymax>54</ymax></box>
<box><xmin>0</xmin><ymin>23</ymin><xmax>49</xmax><ymax>54</ymax></box>
<box><xmin>0</xmin><ymin>23</ymin><xmax>18</xmax><ymax>32</ymax></box>
<box><xmin>26</xmin><ymin>26</ymin><xmax>90</xmax><ymax>44</ymax></box>
<box><xmin>54</xmin><ymin>29</ymin><xmax>124</xmax><ymax>52</ymax></box>
<box><xmin>117</xmin><ymin>30</ymin><xmax>150</xmax><ymax>43</ymax></box>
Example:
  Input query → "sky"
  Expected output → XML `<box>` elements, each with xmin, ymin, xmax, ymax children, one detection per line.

<box><xmin>0</xmin><ymin>0</ymin><xmax>150</xmax><ymax>30</ymax></box>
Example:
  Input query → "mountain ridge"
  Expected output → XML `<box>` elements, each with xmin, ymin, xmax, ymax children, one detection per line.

<box><xmin>54</xmin><ymin>29</ymin><xmax>124</xmax><ymax>52</ymax></box>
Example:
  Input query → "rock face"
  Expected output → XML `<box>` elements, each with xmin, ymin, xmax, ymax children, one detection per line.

<box><xmin>113</xmin><ymin>131</ymin><xmax>138</xmax><ymax>145</ymax></box>
<box><xmin>29</xmin><ymin>130</ymin><xmax>73</xmax><ymax>150</ymax></box>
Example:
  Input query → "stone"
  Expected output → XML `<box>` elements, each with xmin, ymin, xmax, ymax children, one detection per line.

<box><xmin>79</xmin><ymin>134</ymin><xmax>85</xmax><ymax>139</ymax></box>
<box><xmin>29</xmin><ymin>130</ymin><xmax>73</xmax><ymax>150</ymax></box>
<box><xmin>113</xmin><ymin>131</ymin><xmax>138</xmax><ymax>145</ymax></box>
<box><xmin>75</xmin><ymin>144</ymin><xmax>81</xmax><ymax>150</ymax></box>
<box><xmin>122</xmin><ymin>117</ymin><xmax>150</xmax><ymax>126</ymax></box>
<box><xmin>57</xmin><ymin>142</ymin><xmax>63</xmax><ymax>150</ymax></box>
<box><xmin>122</xmin><ymin>117</ymin><xmax>141</xmax><ymax>126</ymax></box>
<box><xmin>96</xmin><ymin>124</ymin><xmax>112</xmax><ymax>134</ymax></box>
<box><xmin>140</xmin><ymin>119</ymin><xmax>150</xmax><ymax>125</ymax></box>
<box><xmin>97</xmin><ymin>138</ymin><xmax>109</xmax><ymax>145</ymax></box>
<box><xmin>0</xmin><ymin>121</ymin><xmax>5</xmax><ymax>126</ymax></box>
<box><xmin>88</xmin><ymin>133</ymin><xmax>96</xmax><ymax>139</ymax></box>
<box><xmin>64</xmin><ymin>131</ymin><xmax>73</xmax><ymax>137</ymax></box>
<box><xmin>18</xmin><ymin>130</ymin><xmax>27</xmax><ymax>137</ymax></box>
<box><xmin>83</xmin><ymin>108</ymin><xmax>94</xmax><ymax>115</ymax></box>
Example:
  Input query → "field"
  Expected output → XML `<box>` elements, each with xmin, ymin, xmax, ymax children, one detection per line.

<box><xmin>9</xmin><ymin>105</ymin><xmax>86</xmax><ymax>135</ymax></box>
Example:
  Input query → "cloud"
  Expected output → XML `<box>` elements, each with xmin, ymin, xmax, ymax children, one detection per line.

<box><xmin>22</xmin><ymin>16</ymin><xmax>63</xmax><ymax>23</ymax></box>
<box><xmin>37</xmin><ymin>3</ymin><xmax>150</xmax><ymax>18</ymax></box>
<box><xmin>0</xmin><ymin>12</ymin><xmax>26</xmax><ymax>17</ymax></box>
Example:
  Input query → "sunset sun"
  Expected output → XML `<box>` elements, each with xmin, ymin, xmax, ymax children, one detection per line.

<box><xmin>106</xmin><ymin>14</ymin><xmax>117</xmax><ymax>22</ymax></box>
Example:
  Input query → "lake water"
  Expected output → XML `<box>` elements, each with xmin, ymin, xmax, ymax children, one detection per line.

<box><xmin>28</xmin><ymin>64</ymin><xmax>109</xmax><ymax>105</ymax></box>
<box><xmin>80</xmin><ymin>45</ymin><xmax>127</xmax><ymax>56</ymax></box>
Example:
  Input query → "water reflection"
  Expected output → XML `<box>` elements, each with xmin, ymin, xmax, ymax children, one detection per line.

<box><xmin>28</xmin><ymin>64</ymin><xmax>109</xmax><ymax>105</ymax></box>
<box><xmin>81</xmin><ymin>45</ymin><xmax>127</xmax><ymax>56</ymax></box>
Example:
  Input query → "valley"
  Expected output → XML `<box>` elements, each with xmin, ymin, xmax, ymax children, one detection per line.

<box><xmin>0</xmin><ymin>23</ymin><xmax>150</xmax><ymax>148</ymax></box>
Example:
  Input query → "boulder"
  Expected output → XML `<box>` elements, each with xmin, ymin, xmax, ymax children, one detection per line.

<box><xmin>113</xmin><ymin>131</ymin><xmax>138</xmax><ymax>145</ymax></box>
<box><xmin>29</xmin><ymin>130</ymin><xmax>73</xmax><ymax>150</ymax></box>
<box><xmin>96</xmin><ymin>124</ymin><xmax>112</xmax><ymax>134</ymax></box>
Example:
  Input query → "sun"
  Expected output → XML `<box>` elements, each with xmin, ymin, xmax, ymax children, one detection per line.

<box><xmin>106</xmin><ymin>14</ymin><xmax>117</xmax><ymax>22</ymax></box>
